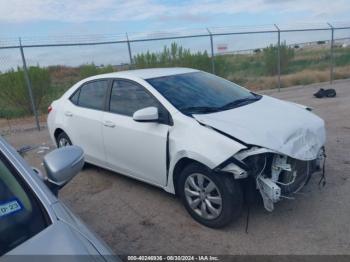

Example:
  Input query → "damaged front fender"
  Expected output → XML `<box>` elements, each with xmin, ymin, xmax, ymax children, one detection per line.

<box><xmin>163</xmin><ymin>117</ymin><xmax>247</xmax><ymax>194</ymax></box>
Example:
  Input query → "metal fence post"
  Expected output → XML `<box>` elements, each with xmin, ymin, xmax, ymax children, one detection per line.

<box><xmin>19</xmin><ymin>38</ymin><xmax>40</xmax><ymax>131</ymax></box>
<box><xmin>274</xmin><ymin>24</ymin><xmax>281</xmax><ymax>92</ymax></box>
<box><xmin>126</xmin><ymin>33</ymin><xmax>133</xmax><ymax>69</ymax></box>
<box><xmin>207</xmin><ymin>28</ymin><xmax>215</xmax><ymax>74</ymax></box>
<box><xmin>327</xmin><ymin>23</ymin><xmax>335</xmax><ymax>84</ymax></box>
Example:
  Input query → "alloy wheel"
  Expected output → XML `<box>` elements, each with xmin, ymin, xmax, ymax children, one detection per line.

<box><xmin>184</xmin><ymin>173</ymin><xmax>222</xmax><ymax>220</ymax></box>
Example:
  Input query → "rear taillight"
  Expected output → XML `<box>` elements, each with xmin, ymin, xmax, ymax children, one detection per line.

<box><xmin>48</xmin><ymin>105</ymin><xmax>53</xmax><ymax>113</ymax></box>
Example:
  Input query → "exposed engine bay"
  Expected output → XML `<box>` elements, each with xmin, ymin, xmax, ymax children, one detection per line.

<box><xmin>222</xmin><ymin>146</ymin><xmax>325</xmax><ymax>211</ymax></box>
<box><xmin>191</xmin><ymin>95</ymin><xmax>326</xmax><ymax>212</ymax></box>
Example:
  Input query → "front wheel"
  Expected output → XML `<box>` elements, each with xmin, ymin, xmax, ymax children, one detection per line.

<box><xmin>178</xmin><ymin>163</ymin><xmax>243</xmax><ymax>228</ymax></box>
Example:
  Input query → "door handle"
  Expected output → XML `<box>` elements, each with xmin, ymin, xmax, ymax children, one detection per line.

<box><xmin>103</xmin><ymin>121</ymin><xmax>115</xmax><ymax>128</ymax></box>
<box><xmin>65</xmin><ymin>111</ymin><xmax>73</xmax><ymax>117</ymax></box>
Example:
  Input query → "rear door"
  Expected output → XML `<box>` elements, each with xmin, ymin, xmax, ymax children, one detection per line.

<box><xmin>63</xmin><ymin>79</ymin><xmax>109</xmax><ymax>165</ymax></box>
<box><xmin>102</xmin><ymin>79</ymin><xmax>170</xmax><ymax>186</ymax></box>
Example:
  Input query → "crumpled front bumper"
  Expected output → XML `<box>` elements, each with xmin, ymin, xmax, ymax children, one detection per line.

<box><xmin>219</xmin><ymin>146</ymin><xmax>326</xmax><ymax>212</ymax></box>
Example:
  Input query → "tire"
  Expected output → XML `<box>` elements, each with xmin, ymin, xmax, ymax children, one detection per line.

<box><xmin>178</xmin><ymin>163</ymin><xmax>243</xmax><ymax>228</ymax></box>
<box><xmin>56</xmin><ymin>131</ymin><xmax>72</xmax><ymax>148</ymax></box>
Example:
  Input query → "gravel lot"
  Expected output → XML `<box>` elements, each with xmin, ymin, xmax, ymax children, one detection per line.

<box><xmin>3</xmin><ymin>80</ymin><xmax>350</xmax><ymax>255</ymax></box>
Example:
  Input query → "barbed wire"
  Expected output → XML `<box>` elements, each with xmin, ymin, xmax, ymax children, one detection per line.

<box><xmin>0</xmin><ymin>22</ymin><xmax>349</xmax><ymax>48</ymax></box>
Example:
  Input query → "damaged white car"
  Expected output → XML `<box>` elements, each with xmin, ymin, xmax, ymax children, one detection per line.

<box><xmin>47</xmin><ymin>68</ymin><xmax>326</xmax><ymax>228</ymax></box>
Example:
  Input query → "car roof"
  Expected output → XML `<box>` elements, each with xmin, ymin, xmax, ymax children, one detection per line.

<box><xmin>84</xmin><ymin>67</ymin><xmax>199</xmax><ymax>81</ymax></box>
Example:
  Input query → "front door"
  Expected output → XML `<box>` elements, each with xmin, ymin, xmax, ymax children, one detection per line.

<box><xmin>102</xmin><ymin>79</ymin><xmax>170</xmax><ymax>186</ymax></box>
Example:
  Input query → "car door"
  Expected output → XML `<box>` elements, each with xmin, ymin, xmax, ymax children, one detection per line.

<box><xmin>63</xmin><ymin>79</ymin><xmax>109</xmax><ymax>165</ymax></box>
<box><xmin>0</xmin><ymin>151</ymin><xmax>51</xmax><ymax>256</ymax></box>
<box><xmin>102</xmin><ymin>79</ymin><xmax>170</xmax><ymax>186</ymax></box>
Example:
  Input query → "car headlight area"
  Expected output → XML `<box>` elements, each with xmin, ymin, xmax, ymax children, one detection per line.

<box><xmin>218</xmin><ymin>146</ymin><xmax>325</xmax><ymax>211</ymax></box>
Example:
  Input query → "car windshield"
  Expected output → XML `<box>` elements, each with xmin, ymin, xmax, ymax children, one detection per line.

<box><xmin>0</xmin><ymin>153</ymin><xmax>49</xmax><ymax>255</ymax></box>
<box><xmin>146</xmin><ymin>71</ymin><xmax>261</xmax><ymax>115</ymax></box>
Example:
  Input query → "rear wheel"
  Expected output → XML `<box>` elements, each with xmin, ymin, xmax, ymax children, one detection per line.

<box><xmin>56</xmin><ymin>132</ymin><xmax>72</xmax><ymax>148</ymax></box>
<box><xmin>178</xmin><ymin>163</ymin><xmax>243</xmax><ymax>228</ymax></box>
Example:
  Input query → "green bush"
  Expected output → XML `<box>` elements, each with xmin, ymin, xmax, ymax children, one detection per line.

<box><xmin>263</xmin><ymin>42</ymin><xmax>294</xmax><ymax>75</ymax></box>
<box><xmin>79</xmin><ymin>63</ymin><xmax>115</xmax><ymax>78</ymax></box>
<box><xmin>133</xmin><ymin>42</ymin><xmax>229</xmax><ymax>77</ymax></box>
<box><xmin>0</xmin><ymin>66</ymin><xmax>51</xmax><ymax>116</ymax></box>
<box><xmin>0</xmin><ymin>45</ymin><xmax>349</xmax><ymax>119</ymax></box>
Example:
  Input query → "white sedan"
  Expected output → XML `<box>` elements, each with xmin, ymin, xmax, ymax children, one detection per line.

<box><xmin>47</xmin><ymin>68</ymin><xmax>326</xmax><ymax>228</ymax></box>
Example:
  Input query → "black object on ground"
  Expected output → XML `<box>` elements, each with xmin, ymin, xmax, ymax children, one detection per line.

<box><xmin>314</xmin><ymin>88</ymin><xmax>337</xmax><ymax>98</ymax></box>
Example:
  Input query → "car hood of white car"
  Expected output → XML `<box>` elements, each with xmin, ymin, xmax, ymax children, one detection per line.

<box><xmin>193</xmin><ymin>95</ymin><xmax>326</xmax><ymax>161</ymax></box>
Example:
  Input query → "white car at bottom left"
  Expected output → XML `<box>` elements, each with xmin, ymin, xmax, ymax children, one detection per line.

<box><xmin>0</xmin><ymin>136</ymin><xmax>118</xmax><ymax>261</ymax></box>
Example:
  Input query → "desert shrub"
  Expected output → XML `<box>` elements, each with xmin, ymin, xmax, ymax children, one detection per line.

<box><xmin>79</xmin><ymin>64</ymin><xmax>99</xmax><ymax>78</ymax></box>
<box><xmin>133</xmin><ymin>42</ymin><xmax>229</xmax><ymax>77</ymax></box>
<box><xmin>79</xmin><ymin>63</ymin><xmax>115</xmax><ymax>79</ymax></box>
<box><xmin>263</xmin><ymin>42</ymin><xmax>294</xmax><ymax>75</ymax></box>
<box><xmin>334</xmin><ymin>48</ymin><xmax>350</xmax><ymax>66</ymax></box>
<box><xmin>0</xmin><ymin>66</ymin><xmax>51</xmax><ymax>115</ymax></box>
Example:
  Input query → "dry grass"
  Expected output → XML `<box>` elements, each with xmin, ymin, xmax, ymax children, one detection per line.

<box><xmin>230</xmin><ymin>65</ymin><xmax>350</xmax><ymax>90</ymax></box>
<box><xmin>293</xmin><ymin>46</ymin><xmax>330</xmax><ymax>61</ymax></box>
<box><xmin>0</xmin><ymin>114</ymin><xmax>47</xmax><ymax>133</ymax></box>
<box><xmin>48</xmin><ymin>66</ymin><xmax>80</xmax><ymax>86</ymax></box>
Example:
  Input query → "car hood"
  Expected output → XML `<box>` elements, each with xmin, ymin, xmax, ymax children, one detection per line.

<box><xmin>193</xmin><ymin>95</ymin><xmax>326</xmax><ymax>161</ymax></box>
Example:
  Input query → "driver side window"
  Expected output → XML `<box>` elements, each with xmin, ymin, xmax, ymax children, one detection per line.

<box><xmin>109</xmin><ymin>80</ymin><xmax>159</xmax><ymax>117</ymax></box>
<box><xmin>0</xmin><ymin>154</ymin><xmax>50</xmax><ymax>255</ymax></box>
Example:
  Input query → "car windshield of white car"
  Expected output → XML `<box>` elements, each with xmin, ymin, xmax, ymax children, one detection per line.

<box><xmin>0</xmin><ymin>154</ymin><xmax>50</xmax><ymax>255</ymax></box>
<box><xmin>147</xmin><ymin>71</ymin><xmax>261</xmax><ymax>115</ymax></box>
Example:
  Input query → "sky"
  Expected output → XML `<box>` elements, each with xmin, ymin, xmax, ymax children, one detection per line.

<box><xmin>0</xmin><ymin>0</ymin><xmax>349</xmax><ymax>38</ymax></box>
<box><xmin>0</xmin><ymin>0</ymin><xmax>349</xmax><ymax>70</ymax></box>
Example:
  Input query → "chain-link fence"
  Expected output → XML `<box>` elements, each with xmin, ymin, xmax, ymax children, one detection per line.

<box><xmin>0</xmin><ymin>22</ymin><xmax>349</xmax><ymax>131</ymax></box>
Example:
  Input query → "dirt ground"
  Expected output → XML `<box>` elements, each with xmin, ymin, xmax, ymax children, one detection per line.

<box><xmin>3</xmin><ymin>79</ymin><xmax>350</xmax><ymax>255</ymax></box>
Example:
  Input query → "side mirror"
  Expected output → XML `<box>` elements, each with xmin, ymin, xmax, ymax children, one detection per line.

<box><xmin>133</xmin><ymin>107</ymin><xmax>159</xmax><ymax>122</ymax></box>
<box><xmin>43</xmin><ymin>146</ymin><xmax>84</xmax><ymax>194</ymax></box>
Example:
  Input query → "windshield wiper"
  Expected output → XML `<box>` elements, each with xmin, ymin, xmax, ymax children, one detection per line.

<box><xmin>180</xmin><ymin>95</ymin><xmax>262</xmax><ymax>115</ymax></box>
<box><xmin>219</xmin><ymin>95</ymin><xmax>262</xmax><ymax>111</ymax></box>
<box><xmin>180</xmin><ymin>106</ymin><xmax>221</xmax><ymax>115</ymax></box>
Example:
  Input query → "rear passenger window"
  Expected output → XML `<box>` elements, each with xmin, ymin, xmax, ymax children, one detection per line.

<box><xmin>70</xmin><ymin>89</ymin><xmax>80</xmax><ymax>105</ymax></box>
<box><xmin>77</xmin><ymin>80</ymin><xmax>108</xmax><ymax>110</ymax></box>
